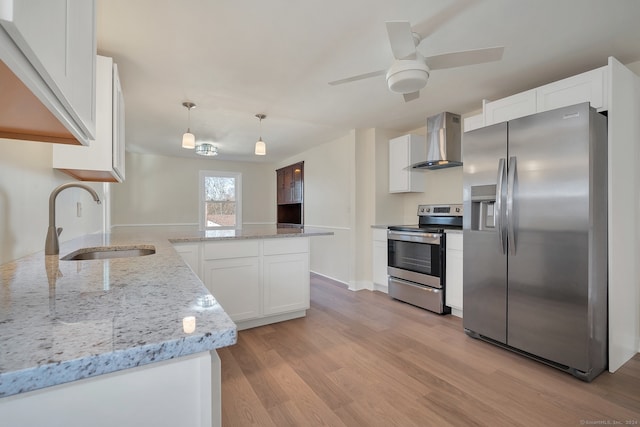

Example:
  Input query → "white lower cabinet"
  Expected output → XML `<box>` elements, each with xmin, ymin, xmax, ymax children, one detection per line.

<box><xmin>201</xmin><ymin>238</ymin><xmax>310</xmax><ymax>330</ymax></box>
<box><xmin>0</xmin><ymin>352</ymin><xmax>218</xmax><ymax>427</ymax></box>
<box><xmin>173</xmin><ymin>243</ymin><xmax>201</xmax><ymax>279</ymax></box>
<box><xmin>203</xmin><ymin>257</ymin><xmax>261</xmax><ymax>322</ymax></box>
<box><xmin>263</xmin><ymin>252</ymin><xmax>309</xmax><ymax>315</ymax></box>
<box><xmin>445</xmin><ymin>233</ymin><xmax>463</xmax><ymax>317</ymax></box>
<box><xmin>372</xmin><ymin>228</ymin><xmax>388</xmax><ymax>292</ymax></box>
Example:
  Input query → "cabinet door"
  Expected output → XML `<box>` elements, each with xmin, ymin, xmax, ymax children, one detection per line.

<box><xmin>372</xmin><ymin>229</ymin><xmax>388</xmax><ymax>288</ymax></box>
<box><xmin>283</xmin><ymin>167</ymin><xmax>293</xmax><ymax>203</ymax></box>
<box><xmin>263</xmin><ymin>253</ymin><xmax>310</xmax><ymax>315</ymax></box>
<box><xmin>291</xmin><ymin>163</ymin><xmax>304</xmax><ymax>203</ymax></box>
<box><xmin>172</xmin><ymin>243</ymin><xmax>201</xmax><ymax>280</ymax></box>
<box><xmin>203</xmin><ymin>258</ymin><xmax>261</xmax><ymax>322</ymax></box>
<box><xmin>112</xmin><ymin>63</ymin><xmax>125</xmax><ymax>181</ymax></box>
<box><xmin>484</xmin><ymin>89</ymin><xmax>537</xmax><ymax>126</ymax></box>
<box><xmin>0</xmin><ymin>0</ymin><xmax>96</xmax><ymax>138</ymax></box>
<box><xmin>276</xmin><ymin>169</ymin><xmax>286</xmax><ymax>204</ymax></box>
<box><xmin>446</xmin><ymin>249</ymin><xmax>463</xmax><ymax>312</ymax></box>
<box><xmin>52</xmin><ymin>56</ymin><xmax>123</xmax><ymax>182</ymax></box>
<box><xmin>536</xmin><ymin>66</ymin><xmax>607</xmax><ymax>112</ymax></box>
<box><xmin>463</xmin><ymin>114</ymin><xmax>484</xmax><ymax>132</ymax></box>
<box><xmin>389</xmin><ymin>134</ymin><xmax>425</xmax><ymax>193</ymax></box>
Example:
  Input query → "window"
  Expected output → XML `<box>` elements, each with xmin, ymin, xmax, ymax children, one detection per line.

<box><xmin>199</xmin><ymin>171</ymin><xmax>242</xmax><ymax>230</ymax></box>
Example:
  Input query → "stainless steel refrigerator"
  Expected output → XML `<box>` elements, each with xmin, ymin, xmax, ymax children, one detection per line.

<box><xmin>462</xmin><ymin>102</ymin><xmax>608</xmax><ymax>381</ymax></box>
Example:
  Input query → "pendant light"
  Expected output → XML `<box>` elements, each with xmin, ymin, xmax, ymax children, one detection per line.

<box><xmin>255</xmin><ymin>114</ymin><xmax>267</xmax><ymax>155</ymax></box>
<box><xmin>181</xmin><ymin>102</ymin><xmax>196</xmax><ymax>149</ymax></box>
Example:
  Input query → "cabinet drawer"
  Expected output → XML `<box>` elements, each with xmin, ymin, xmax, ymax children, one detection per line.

<box><xmin>204</xmin><ymin>240</ymin><xmax>260</xmax><ymax>260</ymax></box>
<box><xmin>263</xmin><ymin>237</ymin><xmax>309</xmax><ymax>255</ymax></box>
<box><xmin>446</xmin><ymin>233</ymin><xmax>463</xmax><ymax>251</ymax></box>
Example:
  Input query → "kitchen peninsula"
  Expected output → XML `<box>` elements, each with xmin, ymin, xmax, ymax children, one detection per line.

<box><xmin>0</xmin><ymin>226</ymin><xmax>331</xmax><ymax>427</ymax></box>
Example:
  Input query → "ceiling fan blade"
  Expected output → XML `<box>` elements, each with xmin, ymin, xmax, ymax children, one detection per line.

<box><xmin>403</xmin><ymin>91</ymin><xmax>420</xmax><ymax>102</ymax></box>
<box><xmin>328</xmin><ymin>69</ymin><xmax>386</xmax><ymax>86</ymax></box>
<box><xmin>412</xmin><ymin>0</ymin><xmax>475</xmax><ymax>41</ymax></box>
<box><xmin>385</xmin><ymin>21</ymin><xmax>417</xmax><ymax>60</ymax></box>
<box><xmin>425</xmin><ymin>46</ymin><xmax>504</xmax><ymax>70</ymax></box>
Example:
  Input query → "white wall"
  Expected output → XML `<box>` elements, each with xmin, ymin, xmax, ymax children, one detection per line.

<box><xmin>277</xmin><ymin>131</ymin><xmax>356</xmax><ymax>287</ymax></box>
<box><xmin>607</xmin><ymin>57</ymin><xmax>640</xmax><ymax>370</ymax></box>
<box><xmin>111</xmin><ymin>152</ymin><xmax>276</xmax><ymax>229</ymax></box>
<box><xmin>0</xmin><ymin>139</ymin><xmax>104</xmax><ymax>264</ymax></box>
<box><xmin>401</xmin><ymin>167</ymin><xmax>464</xmax><ymax>223</ymax></box>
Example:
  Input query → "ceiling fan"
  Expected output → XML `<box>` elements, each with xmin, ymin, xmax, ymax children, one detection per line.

<box><xmin>328</xmin><ymin>21</ymin><xmax>504</xmax><ymax>102</ymax></box>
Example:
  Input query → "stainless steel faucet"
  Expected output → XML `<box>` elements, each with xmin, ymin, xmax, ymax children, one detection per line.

<box><xmin>45</xmin><ymin>183</ymin><xmax>101</xmax><ymax>255</ymax></box>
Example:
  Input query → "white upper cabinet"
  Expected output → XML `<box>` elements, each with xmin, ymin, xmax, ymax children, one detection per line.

<box><xmin>536</xmin><ymin>66</ymin><xmax>608</xmax><ymax>112</ymax></box>
<box><xmin>53</xmin><ymin>55</ymin><xmax>125</xmax><ymax>182</ymax></box>
<box><xmin>463</xmin><ymin>114</ymin><xmax>484</xmax><ymax>132</ymax></box>
<box><xmin>389</xmin><ymin>134</ymin><xmax>425</xmax><ymax>193</ymax></box>
<box><xmin>0</xmin><ymin>0</ymin><xmax>96</xmax><ymax>145</ymax></box>
<box><xmin>482</xmin><ymin>66</ymin><xmax>609</xmax><ymax>128</ymax></box>
<box><xmin>484</xmin><ymin>89</ymin><xmax>537</xmax><ymax>126</ymax></box>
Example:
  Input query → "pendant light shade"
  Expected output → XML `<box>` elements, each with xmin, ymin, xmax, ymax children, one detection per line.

<box><xmin>255</xmin><ymin>114</ymin><xmax>267</xmax><ymax>156</ymax></box>
<box><xmin>255</xmin><ymin>138</ymin><xmax>266</xmax><ymax>155</ymax></box>
<box><xmin>181</xmin><ymin>102</ymin><xmax>196</xmax><ymax>149</ymax></box>
<box><xmin>182</xmin><ymin>131</ymin><xmax>195</xmax><ymax>149</ymax></box>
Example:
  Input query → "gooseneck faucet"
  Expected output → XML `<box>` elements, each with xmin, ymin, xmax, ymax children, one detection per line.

<box><xmin>45</xmin><ymin>183</ymin><xmax>101</xmax><ymax>255</ymax></box>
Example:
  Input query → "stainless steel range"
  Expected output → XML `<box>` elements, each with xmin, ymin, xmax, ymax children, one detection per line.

<box><xmin>387</xmin><ymin>204</ymin><xmax>463</xmax><ymax>314</ymax></box>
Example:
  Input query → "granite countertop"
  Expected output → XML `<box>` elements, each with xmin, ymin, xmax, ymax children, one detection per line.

<box><xmin>0</xmin><ymin>226</ymin><xmax>333</xmax><ymax>398</ymax></box>
<box><xmin>166</xmin><ymin>225</ymin><xmax>333</xmax><ymax>242</ymax></box>
<box><xmin>0</xmin><ymin>232</ymin><xmax>240</xmax><ymax>398</ymax></box>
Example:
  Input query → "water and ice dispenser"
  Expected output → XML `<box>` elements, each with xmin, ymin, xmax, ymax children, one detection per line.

<box><xmin>470</xmin><ymin>184</ymin><xmax>497</xmax><ymax>231</ymax></box>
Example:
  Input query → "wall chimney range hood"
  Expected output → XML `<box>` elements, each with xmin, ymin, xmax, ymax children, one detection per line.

<box><xmin>411</xmin><ymin>112</ymin><xmax>462</xmax><ymax>170</ymax></box>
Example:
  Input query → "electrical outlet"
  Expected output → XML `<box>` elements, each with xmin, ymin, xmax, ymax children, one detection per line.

<box><xmin>77</xmin><ymin>202</ymin><xmax>82</xmax><ymax>217</ymax></box>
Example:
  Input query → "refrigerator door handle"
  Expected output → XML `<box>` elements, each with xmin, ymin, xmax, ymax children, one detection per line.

<box><xmin>495</xmin><ymin>158</ymin><xmax>507</xmax><ymax>254</ymax></box>
<box><xmin>506</xmin><ymin>156</ymin><xmax>517</xmax><ymax>255</ymax></box>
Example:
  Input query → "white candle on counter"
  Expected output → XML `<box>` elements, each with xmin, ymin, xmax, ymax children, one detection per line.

<box><xmin>182</xmin><ymin>316</ymin><xmax>196</xmax><ymax>334</ymax></box>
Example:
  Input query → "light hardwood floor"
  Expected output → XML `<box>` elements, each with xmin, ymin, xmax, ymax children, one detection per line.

<box><xmin>219</xmin><ymin>274</ymin><xmax>640</xmax><ymax>426</ymax></box>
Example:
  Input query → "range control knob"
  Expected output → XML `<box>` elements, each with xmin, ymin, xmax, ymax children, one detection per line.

<box><xmin>455</xmin><ymin>207</ymin><xmax>461</xmax><ymax>213</ymax></box>
<box><xmin>426</xmin><ymin>207</ymin><xmax>431</xmax><ymax>212</ymax></box>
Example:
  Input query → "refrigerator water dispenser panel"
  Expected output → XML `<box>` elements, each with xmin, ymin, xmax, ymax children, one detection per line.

<box><xmin>471</xmin><ymin>184</ymin><xmax>497</xmax><ymax>231</ymax></box>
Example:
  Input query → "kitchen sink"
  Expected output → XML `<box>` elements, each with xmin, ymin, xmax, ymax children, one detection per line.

<box><xmin>61</xmin><ymin>245</ymin><xmax>156</xmax><ymax>261</ymax></box>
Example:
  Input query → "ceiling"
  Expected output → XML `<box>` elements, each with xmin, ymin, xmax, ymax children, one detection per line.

<box><xmin>97</xmin><ymin>0</ymin><xmax>640</xmax><ymax>163</ymax></box>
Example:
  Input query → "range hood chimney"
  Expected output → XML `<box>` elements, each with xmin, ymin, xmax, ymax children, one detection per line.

<box><xmin>411</xmin><ymin>112</ymin><xmax>462</xmax><ymax>170</ymax></box>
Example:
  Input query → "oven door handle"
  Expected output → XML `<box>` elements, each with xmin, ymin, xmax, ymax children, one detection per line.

<box><xmin>387</xmin><ymin>230</ymin><xmax>441</xmax><ymax>245</ymax></box>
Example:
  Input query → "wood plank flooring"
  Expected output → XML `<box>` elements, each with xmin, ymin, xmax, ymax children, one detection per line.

<box><xmin>219</xmin><ymin>274</ymin><xmax>640</xmax><ymax>426</ymax></box>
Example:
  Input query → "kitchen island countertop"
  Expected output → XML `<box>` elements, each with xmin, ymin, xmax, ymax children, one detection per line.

<box><xmin>0</xmin><ymin>226</ymin><xmax>330</xmax><ymax>398</ymax></box>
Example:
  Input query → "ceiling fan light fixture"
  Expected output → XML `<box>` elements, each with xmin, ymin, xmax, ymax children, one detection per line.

<box><xmin>386</xmin><ymin>60</ymin><xmax>430</xmax><ymax>94</ymax></box>
<box><xmin>195</xmin><ymin>143</ymin><xmax>218</xmax><ymax>156</ymax></box>
<box><xmin>254</xmin><ymin>114</ymin><xmax>267</xmax><ymax>156</ymax></box>
<box><xmin>181</xmin><ymin>102</ymin><xmax>196</xmax><ymax>149</ymax></box>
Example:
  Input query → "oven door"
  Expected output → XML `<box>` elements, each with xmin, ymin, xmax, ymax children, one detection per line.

<box><xmin>387</xmin><ymin>230</ymin><xmax>442</xmax><ymax>288</ymax></box>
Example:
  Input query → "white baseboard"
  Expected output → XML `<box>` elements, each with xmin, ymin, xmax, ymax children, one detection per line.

<box><xmin>310</xmin><ymin>271</ymin><xmax>350</xmax><ymax>288</ymax></box>
<box><xmin>373</xmin><ymin>282</ymin><xmax>388</xmax><ymax>294</ymax></box>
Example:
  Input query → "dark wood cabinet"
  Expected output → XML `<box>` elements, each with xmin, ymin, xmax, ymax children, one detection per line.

<box><xmin>276</xmin><ymin>162</ymin><xmax>304</xmax><ymax>225</ymax></box>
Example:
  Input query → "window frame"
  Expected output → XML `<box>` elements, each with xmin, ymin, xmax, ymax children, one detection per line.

<box><xmin>198</xmin><ymin>170</ymin><xmax>242</xmax><ymax>230</ymax></box>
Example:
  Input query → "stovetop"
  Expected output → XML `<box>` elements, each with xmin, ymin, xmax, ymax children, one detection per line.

<box><xmin>388</xmin><ymin>203</ymin><xmax>463</xmax><ymax>234</ymax></box>
<box><xmin>388</xmin><ymin>224</ymin><xmax>462</xmax><ymax>234</ymax></box>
